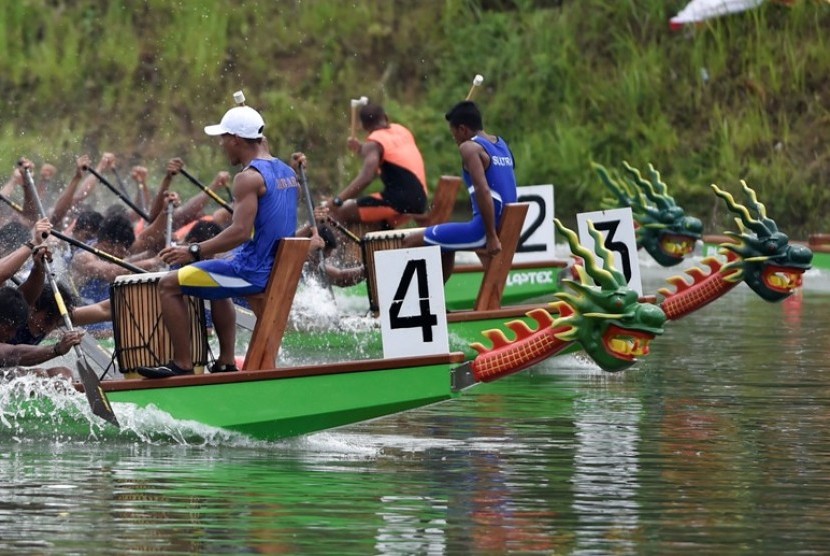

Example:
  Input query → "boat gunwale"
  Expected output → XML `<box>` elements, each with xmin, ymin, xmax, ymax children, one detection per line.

<box><xmin>91</xmin><ymin>351</ymin><xmax>467</xmax><ymax>393</ymax></box>
<box><xmin>452</xmin><ymin>259</ymin><xmax>568</xmax><ymax>274</ymax></box>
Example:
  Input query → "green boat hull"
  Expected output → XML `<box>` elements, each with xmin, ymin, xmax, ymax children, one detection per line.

<box><xmin>104</xmin><ymin>355</ymin><xmax>463</xmax><ymax>440</ymax></box>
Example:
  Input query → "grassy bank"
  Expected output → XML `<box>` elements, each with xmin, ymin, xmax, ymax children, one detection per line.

<box><xmin>0</xmin><ymin>0</ymin><xmax>827</xmax><ymax>236</ymax></box>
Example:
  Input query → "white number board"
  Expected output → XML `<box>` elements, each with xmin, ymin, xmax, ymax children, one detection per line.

<box><xmin>514</xmin><ymin>184</ymin><xmax>555</xmax><ymax>263</ymax></box>
<box><xmin>376</xmin><ymin>246</ymin><xmax>449</xmax><ymax>359</ymax></box>
<box><xmin>575</xmin><ymin>207</ymin><xmax>643</xmax><ymax>296</ymax></box>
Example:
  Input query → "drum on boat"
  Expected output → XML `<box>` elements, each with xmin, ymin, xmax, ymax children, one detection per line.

<box><xmin>110</xmin><ymin>271</ymin><xmax>209</xmax><ymax>374</ymax></box>
<box><xmin>361</xmin><ymin>228</ymin><xmax>421</xmax><ymax>313</ymax></box>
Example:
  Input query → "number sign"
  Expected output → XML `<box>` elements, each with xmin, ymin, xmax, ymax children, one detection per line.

<box><xmin>514</xmin><ymin>184</ymin><xmax>555</xmax><ymax>263</ymax></box>
<box><xmin>575</xmin><ymin>207</ymin><xmax>643</xmax><ymax>295</ymax></box>
<box><xmin>376</xmin><ymin>246</ymin><xmax>449</xmax><ymax>359</ymax></box>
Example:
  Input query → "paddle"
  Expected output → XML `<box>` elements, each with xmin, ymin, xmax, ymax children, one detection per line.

<box><xmin>165</xmin><ymin>200</ymin><xmax>174</xmax><ymax>248</ymax></box>
<box><xmin>0</xmin><ymin>192</ymin><xmax>23</xmax><ymax>213</ymax></box>
<box><xmin>85</xmin><ymin>165</ymin><xmax>151</xmax><ymax>222</ymax></box>
<box><xmin>296</xmin><ymin>162</ymin><xmax>333</xmax><ymax>293</ymax></box>
<box><xmin>466</xmin><ymin>74</ymin><xmax>484</xmax><ymax>100</ymax></box>
<box><xmin>179</xmin><ymin>168</ymin><xmax>234</xmax><ymax>214</ymax></box>
<box><xmin>111</xmin><ymin>166</ymin><xmax>130</xmax><ymax>197</ymax></box>
<box><xmin>324</xmin><ymin>215</ymin><xmax>361</xmax><ymax>245</ymax></box>
<box><xmin>8</xmin><ymin>274</ymin><xmax>114</xmax><ymax>378</ymax></box>
<box><xmin>20</xmin><ymin>163</ymin><xmax>119</xmax><ymax>427</ymax></box>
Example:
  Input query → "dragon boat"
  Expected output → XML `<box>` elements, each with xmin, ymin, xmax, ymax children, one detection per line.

<box><xmin>657</xmin><ymin>182</ymin><xmax>811</xmax><ymax>319</ymax></box>
<box><xmin>68</xmin><ymin>180</ymin><xmax>808</xmax><ymax>438</ymax></box>
<box><xmin>71</xmin><ymin>207</ymin><xmax>667</xmax><ymax>438</ymax></box>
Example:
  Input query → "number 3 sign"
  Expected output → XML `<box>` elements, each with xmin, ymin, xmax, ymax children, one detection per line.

<box><xmin>576</xmin><ymin>207</ymin><xmax>643</xmax><ymax>296</ymax></box>
<box><xmin>375</xmin><ymin>245</ymin><xmax>449</xmax><ymax>359</ymax></box>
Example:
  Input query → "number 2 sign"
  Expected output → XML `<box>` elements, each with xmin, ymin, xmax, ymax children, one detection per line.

<box><xmin>375</xmin><ymin>246</ymin><xmax>449</xmax><ymax>359</ymax></box>
<box><xmin>575</xmin><ymin>207</ymin><xmax>643</xmax><ymax>296</ymax></box>
<box><xmin>514</xmin><ymin>184</ymin><xmax>555</xmax><ymax>263</ymax></box>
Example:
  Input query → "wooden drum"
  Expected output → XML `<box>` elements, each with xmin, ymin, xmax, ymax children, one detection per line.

<box><xmin>361</xmin><ymin>228</ymin><xmax>422</xmax><ymax>313</ymax></box>
<box><xmin>334</xmin><ymin>221</ymin><xmax>386</xmax><ymax>267</ymax></box>
<box><xmin>110</xmin><ymin>271</ymin><xmax>209</xmax><ymax>374</ymax></box>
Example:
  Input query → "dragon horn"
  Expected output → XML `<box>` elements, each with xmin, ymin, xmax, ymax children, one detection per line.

<box><xmin>593</xmin><ymin>162</ymin><xmax>634</xmax><ymax>207</ymax></box>
<box><xmin>554</xmin><ymin>219</ymin><xmax>620</xmax><ymax>290</ymax></box>
<box><xmin>740</xmin><ymin>180</ymin><xmax>778</xmax><ymax>233</ymax></box>
<box><xmin>710</xmin><ymin>183</ymin><xmax>770</xmax><ymax>238</ymax></box>
<box><xmin>622</xmin><ymin>161</ymin><xmax>674</xmax><ymax>211</ymax></box>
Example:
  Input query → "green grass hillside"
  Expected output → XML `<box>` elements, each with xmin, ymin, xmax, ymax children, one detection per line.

<box><xmin>0</xmin><ymin>0</ymin><xmax>827</xmax><ymax>236</ymax></box>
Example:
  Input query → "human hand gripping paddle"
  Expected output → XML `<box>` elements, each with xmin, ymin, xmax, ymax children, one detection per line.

<box><xmin>19</xmin><ymin>162</ymin><xmax>119</xmax><ymax>427</ymax></box>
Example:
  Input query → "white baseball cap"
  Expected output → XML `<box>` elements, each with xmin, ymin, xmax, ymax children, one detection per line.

<box><xmin>204</xmin><ymin>106</ymin><xmax>265</xmax><ymax>139</ymax></box>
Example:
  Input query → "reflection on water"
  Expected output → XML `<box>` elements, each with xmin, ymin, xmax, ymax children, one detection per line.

<box><xmin>2</xmin><ymin>271</ymin><xmax>830</xmax><ymax>554</ymax></box>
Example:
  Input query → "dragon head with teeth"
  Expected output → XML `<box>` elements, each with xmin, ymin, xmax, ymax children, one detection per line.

<box><xmin>712</xmin><ymin>181</ymin><xmax>812</xmax><ymax>301</ymax></box>
<box><xmin>553</xmin><ymin>219</ymin><xmax>666</xmax><ymax>371</ymax></box>
<box><xmin>595</xmin><ymin>161</ymin><xmax>703</xmax><ymax>267</ymax></box>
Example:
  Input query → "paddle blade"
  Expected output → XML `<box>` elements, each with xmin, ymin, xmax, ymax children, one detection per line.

<box><xmin>76</xmin><ymin>358</ymin><xmax>120</xmax><ymax>427</ymax></box>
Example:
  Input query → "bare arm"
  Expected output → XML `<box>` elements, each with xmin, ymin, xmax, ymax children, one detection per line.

<box><xmin>130</xmin><ymin>192</ymin><xmax>179</xmax><ymax>254</ymax></box>
<box><xmin>198</xmin><ymin>169</ymin><xmax>262</xmax><ymax>257</ymax></box>
<box><xmin>72</xmin><ymin>250</ymin><xmax>158</xmax><ymax>284</ymax></box>
<box><xmin>337</xmin><ymin>141</ymin><xmax>382</xmax><ymax>200</ymax></box>
<box><xmin>50</xmin><ymin>155</ymin><xmax>90</xmax><ymax>227</ymax></box>
<box><xmin>0</xmin><ymin>330</ymin><xmax>84</xmax><ymax>367</ymax></box>
<box><xmin>172</xmin><ymin>171</ymin><xmax>230</xmax><ymax>229</ymax></box>
<box><xmin>0</xmin><ymin>219</ymin><xmax>51</xmax><ymax>284</ymax></box>
<box><xmin>147</xmin><ymin>158</ymin><xmax>182</xmax><ymax>222</ymax></box>
<box><xmin>73</xmin><ymin>152</ymin><xmax>115</xmax><ymax>204</ymax></box>
<box><xmin>325</xmin><ymin>263</ymin><xmax>365</xmax><ymax>287</ymax></box>
<box><xmin>72</xmin><ymin>299</ymin><xmax>111</xmax><ymax>326</ymax></box>
<box><xmin>0</xmin><ymin>169</ymin><xmax>20</xmax><ymax>199</ymax></box>
<box><xmin>17</xmin><ymin>248</ymin><xmax>47</xmax><ymax>305</ymax></box>
<box><xmin>460</xmin><ymin>141</ymin><xmax>500</xmax><ymax>255</ymax></box>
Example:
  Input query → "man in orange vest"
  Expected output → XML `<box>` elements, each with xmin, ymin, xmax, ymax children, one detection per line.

<box><xmin>327</xmin><ymin>103</ymin><xmax>427</xmax><ymax>227</ymax></box>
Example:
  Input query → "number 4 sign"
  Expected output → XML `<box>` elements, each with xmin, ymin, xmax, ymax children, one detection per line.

<box><xmin>576</xmin><ymin>207</ymin><xmax>643</xmax><ymax>296</ymax></box>
<box><xmin>376</xmin><ymin>245</ymin><xmax>449</xmax><ymax>359</ymax></box>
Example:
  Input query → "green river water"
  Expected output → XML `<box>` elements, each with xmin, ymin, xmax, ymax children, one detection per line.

<box><xmin>1</xmin><ymin>264</ymin><xmax>829</xmax><ymax>555</ymax></box>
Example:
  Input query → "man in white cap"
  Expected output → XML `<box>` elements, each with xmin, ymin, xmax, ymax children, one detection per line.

<box><xmin>138</xmin><ymin>105</ymin><xmax>301</xmax><ymax>378</ymax></box>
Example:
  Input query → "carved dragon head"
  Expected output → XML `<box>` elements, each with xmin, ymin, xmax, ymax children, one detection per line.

<box><xmin>596</xmin><ymin>161</ymin><xmax>703</xmax><ymax>266</ymax></box>
<box><xmin>712</xmin><ymin>181</ymin><xmax>812</xmax><ymax>301</ymax></box>
<box><xmin>553</xmin><ymin>219</ymin><xmax>666</xmax><ymax>371</ymax></box>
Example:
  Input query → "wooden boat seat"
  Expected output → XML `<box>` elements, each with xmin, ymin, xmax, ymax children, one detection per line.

<box><xmin>412</xmin><ymin>175</ymin><xmax>462</xmax><ymax>227</ymax></box>
<box><xmin>242</xmin><ymin>237</ymin><xmax>310</xmax><ymax>371</ymax></box>
<box><xmin>473</xmin><ymin>202</ymin><xmax>530</xmax><ymax>311</ymax></box>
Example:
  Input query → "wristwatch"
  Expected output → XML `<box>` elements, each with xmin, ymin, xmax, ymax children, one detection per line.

<box><xmin>188</xmin><ymin>243</ymin><xmax>202</xmax><ymax>261</ymax></box>
<box><xmin>332</xmin><ymin>196</ymin><xmax>344</xmax><ymax>207</ymax></box>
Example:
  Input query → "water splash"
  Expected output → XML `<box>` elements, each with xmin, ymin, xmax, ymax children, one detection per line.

<box><xmin>0</xmin><ymin>374</ymin><xmax>272</xmax><ymax>448</ymax></box>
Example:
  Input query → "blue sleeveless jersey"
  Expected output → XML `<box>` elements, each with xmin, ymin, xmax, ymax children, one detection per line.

<box><xmin>462</xmin><ymin>135</ymin><xmax>518</xmax><ymax>219</ymax></box>
<box><xmin>233</xmin><ymin>158</ymin><xmax>299</xmax><ymax>288</ymax></box>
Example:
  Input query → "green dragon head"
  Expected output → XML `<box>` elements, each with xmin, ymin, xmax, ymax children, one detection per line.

<box><xmin>595</xmin><ymin>161</ymin><xmax>703</xmax><ymax>267</ymax></box>
<box><xmin>712</xmin><ymin>181</ymin><xmax>812</xmax><ymax>301</ymax></box>
<box><xmin>553</xmin><ymin>219</ymin><xmax>666</xmax><ymax>372</ymax></box>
